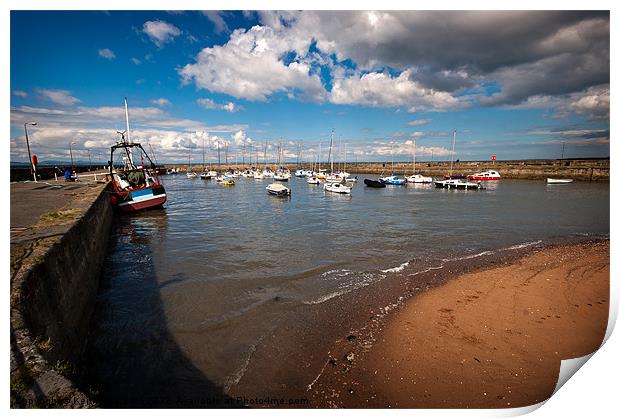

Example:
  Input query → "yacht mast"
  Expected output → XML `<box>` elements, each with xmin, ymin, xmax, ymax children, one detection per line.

<box><xmin>449</xmin><ymin>130</ymin><xmax>456</xmax><ymax>178</ymax></box>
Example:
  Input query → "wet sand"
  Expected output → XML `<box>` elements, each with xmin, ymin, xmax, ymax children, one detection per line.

<box><xmin>312</xmin><ymin>240</ymin><xmax>609</xmax><ymax>408</ymax></box>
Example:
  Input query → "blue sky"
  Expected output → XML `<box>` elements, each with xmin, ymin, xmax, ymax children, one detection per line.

<box><xmin>10</xmin><ymin>10</ymin><xmax>610</xmax><ymax>164</ymax></box>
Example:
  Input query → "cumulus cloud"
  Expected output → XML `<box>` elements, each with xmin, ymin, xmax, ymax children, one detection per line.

<box><xmin>330</xmin><ymin>70</ymin><xmax>459</xmax><ymax>110</ymax></box>
<box><xmin>151</xmin><ymin>98</ymin><xmax>171</xmax><ymax>107</ymax></box>
<box><xmin>37</xmin><ymin>88</ymin><xmax>80</xmax><ymax>106</ymax></box>
<box><xmin>143</xmin><ymin>20</ymin><xmax>181</xmax><ymax>47</ymax></box>
<box><xmin>179</xmin><ymin>25</ymin><xmax>326</xmax><ymax>102</ymax></box>
<box><xmin>10</xmin><ymin>104</ymin><xmax>248</xmax><ymax>163</ymax></box>
<box><xmin>98</xmin><ymin>48</ymin><xmax>116</xmax><ymax>60</ymax></box>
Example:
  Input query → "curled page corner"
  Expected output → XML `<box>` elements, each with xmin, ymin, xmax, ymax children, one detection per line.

<box><xmin>552</xmin><ymin>352</ymin><xmax>595</xmax><ymax>396</ymax></box>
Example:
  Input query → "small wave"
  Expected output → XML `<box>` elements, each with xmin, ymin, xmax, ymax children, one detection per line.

<box><xmin>303</xmin><ymin>272</ymin><xmax>383</xmax><ymax>305</ymax></box>
<box><xmin>381</xmin><ymin>261</ymin><xmax>410</xmax><ymax>273</ymax></box>
<box><xmin>408</xmin><ymin>264</ymin><xmax>445</xmax><ymax>277</ymax></box>
<box><xmin>441</xmin><ymin>250</ymin><xmax>494</xmax><ymax>262</ymax></box>
<box><xmin>320</xmin><ymin>269</ymin><xmax>352</xmax><ymax>279</ymax></box>
<box><xmin>502</xmin><ymin>240</ymin><xmax>543</xmax><ymax>251</ymax></box>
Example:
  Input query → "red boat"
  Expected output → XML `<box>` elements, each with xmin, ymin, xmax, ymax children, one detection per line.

<box><xmin>467</xmin><ymin>170</ymin><xmax>501</xmax><ymax>181</ymax></box>
<box><xmin>109</xmin><ymin>142</ymin><xmax>167</xmax><ymax>212</ymax></box>
<box><xmin>109</xmin><ymin>98</ymin><xmax>166</xmax><ymax>212</ymax></box>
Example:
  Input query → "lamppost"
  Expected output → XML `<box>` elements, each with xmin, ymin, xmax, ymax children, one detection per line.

<box><xmin>88</xmin><ymin>150</ymin><xmax>92</xmax><ymax>171</ymax></box>
<box><xmin>24</xmin><ymin>122</ymin><xmax>37</xmax><ymax>182</ymax></box>
<box><xmin>69</xmin><ymin>141</ymin><xmax>77</xmax><ymax>171</ymax></box>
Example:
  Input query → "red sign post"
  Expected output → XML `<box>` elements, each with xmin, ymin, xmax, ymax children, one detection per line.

<box><xmin>491</xmin><ymin>155</ymin><xmax>496</xmax><ymax>165</ymax></box>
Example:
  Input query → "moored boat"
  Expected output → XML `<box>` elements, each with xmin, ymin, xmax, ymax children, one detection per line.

<box><xmin>364</xmin><ymin>178</ymin><xmax>386</xmax><ymax>188</ymax></box>
<box><xmin>406</xmin><ymin>174</ymin><xmax>433</xmax><ymax>183</ymax></box>
<box><xmin>266</xmin><ymin>183</ymin><xmax>291</xmax><ymax>196</ymax></box>
<box><xmin>434</xmin><ymin>179</ymin><xmax>483</xmax><ymax>189</ymax></box>
<box><xmin>379</xmin><ymin>175</ymin><xmax>407</xmax><ymax>185</ymax></box>
<box><xmin>324</xmin><ymin>181</ymin><xmax>352</xmax><ymax>194</ymax></box>
<box><xmin>109</xmin><ymin>98</ymin><xmax>166</xmax><ymax>212</ymax></box>
<box><xmin>468</xmin><ymin>170</ymin><xmax>501</xmax><ymax>181</ymax></box>
<box><xmin>307</xmin><ymin>176</ymin><xmax>320</xmax><ymax>184</ymax></box>
<box><xmin>547</xmin><ymin>178</ymin><xmax>574</xmax><ymax>184</ymax></box>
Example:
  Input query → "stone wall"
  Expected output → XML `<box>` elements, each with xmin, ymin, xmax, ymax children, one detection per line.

<box><xmin>10</xmin><ymin>183</ymin><xmax>114</xmax><ymax>408</ymax></box>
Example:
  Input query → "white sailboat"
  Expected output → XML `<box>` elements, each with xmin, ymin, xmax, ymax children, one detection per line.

<box><xmin>186</xmin><ymin>147</ymin><xmax>197</xmax><ymax>178</ymax></box>
<box><xmin>406</xmin><ymin>138</ymin><xmax>433</xmax><ymax>183</ymax></box>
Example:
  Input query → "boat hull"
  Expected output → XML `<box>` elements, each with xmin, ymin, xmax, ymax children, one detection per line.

<box><xmin>364</xmin><ymin>179</ymin><xmax>386</xmax><ymax>188</ymax></box>
<box><xmin>116</xmin><ymin>188</ymin><xmax>167</xmax><ymax>212</ymax></box>
<box><xmin>434</xmin><ymin>180</ymin><xmax>482</xmax><ymax>190</ymax></box>
<box><xmin>547</xmin><ymin>178</ymin><xmax>574</xmax><ymax>184</ymax></box>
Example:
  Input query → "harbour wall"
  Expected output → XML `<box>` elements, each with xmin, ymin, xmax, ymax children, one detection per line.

<box><xmin>158</xmin><ymin>158</ymin><xmax>609</xmax><ymax>181</ymax></box>
<box><xmin>10</xmin><ymin>182</ymin><xmax>114</xmax><ymax>407</ymax></box>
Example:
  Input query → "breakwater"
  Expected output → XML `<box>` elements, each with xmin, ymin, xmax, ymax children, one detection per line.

<box><xmin>10</xmin><ymin>181</ymin><xmax>113</xmax><ymax>407</ymax></box>
<box><xmin>157</xmin><ymin>158</ymin><xmax>609</xmax><ymax>181</ymax></box>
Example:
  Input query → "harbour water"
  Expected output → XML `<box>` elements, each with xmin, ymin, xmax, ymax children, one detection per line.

<box><xmin>86</xmin><ymin>175</ymin><xmax>609</xmax><ymax>406</ymax></box>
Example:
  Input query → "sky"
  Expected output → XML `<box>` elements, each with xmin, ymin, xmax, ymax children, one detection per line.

<box><xmin>9</xmin><ymin>10</ymin><xmax>610</xmax><ymax>165</ymax></box>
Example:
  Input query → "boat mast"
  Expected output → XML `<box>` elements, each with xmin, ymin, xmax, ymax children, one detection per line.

<box><xmin>412</xmin><ymin>138</ymin><xmax>416</xmax><ymax>174</ymax></box>
<box><xmin>202</xmin><ymin>137</ymin><xmax>206</xmax><ymax>171</ymax></box>
<box><xmin>318</xmin><ymin>142</ymin><xmax>321</xmax><ymax>172</ymax></box>
<box><xmin>329</xmin><ymin>129</ymin><xmax>334</xmax><ymax>174</ymax></box>
<box><xmin>123</xmin><ymin>97</ymin><xmax>135</xmax><ymax>168</ymax></box>
<box><xmin>344</xmin><ymin>142</ymin><xmax>347</xmax><ymax>173</ymax></box>
<box><xmin>449</xmin><ymin>130</ymin><xmax>456</xmax><ymax>178</ymax></box>
<box><xmin>217</xmin><ymin>140</ymin><xmax>221</xmax><ymax>168</ymax></box>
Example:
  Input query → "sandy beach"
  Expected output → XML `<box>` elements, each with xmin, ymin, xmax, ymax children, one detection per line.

<box><xmin>313</xmin><ymin>240</ymin><xmax>609</xmax><ymax>408</ymax></box>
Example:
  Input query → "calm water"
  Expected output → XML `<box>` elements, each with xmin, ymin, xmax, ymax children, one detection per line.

<box><xmin>87</xmin><ymin>175</ymin><xmax>609</xmax><ymax>406</ymax></box>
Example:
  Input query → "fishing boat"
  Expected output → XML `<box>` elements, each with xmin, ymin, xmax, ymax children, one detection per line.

<box><xmin>266</xmin><ymin>183</ymin><xmax>291</xmax><ymax>196</ymax></box>
<box><xmin>222</xmin><ymin>176</ymin><xmax>235</xmax><ymax>186</ymax></box>
<box><xmin>379</xmin><ymin>175</ymin><xmax>407</xmax><ymax>185</ymax></box>
<box><xmin>364</xmin><ymin>179</ymin><xmax>386</xmax><ymax>188</ymax></box>
<box><xmin>294</xmin><ymin>168</ymin><xmax>306</xmax><ymax>177</ymax></box>
<box><xmin>468</xmin><ymin>170</ymin><xmax>501</xmax><ymax>181</ymax></box>
<box><xmin>547</xmin><ymin>178</ymin><xmax>574</xmax><ymax>184</ymax></box>
<box><xmin>109</xmin><ymin>98</ymin><xmax>167</xmax><ymax>212</ymax></box>
<box><xmin>307</xmin><ymin>176</ymin><xmax>320</xmax><ymax>184</ymax></box>
<box><xmin>434</xmin><ymin>179</ymin><xmax>483</xmax><ymax>189</ymax></box>
<box><xmin>186</xmin><ymin>171</ymin><xmax>198</xmax><ymax>178</ymax></box>
<box><xmin>324</xmin><ymin>181</ymin><xmax>352</xmax><ymax>194</ymax></box>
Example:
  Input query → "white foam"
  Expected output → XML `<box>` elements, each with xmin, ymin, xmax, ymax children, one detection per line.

<box><xmin>381</xmin><ymin>261</ymin><xmax>410</xmax><ymax>273</ymax></box>
<box><xmin>441</xmin><ymin>250</ymin><xmax>495</xmax><ymax>262</ymax></box>
<box><xmin>408</xmin><ymin>264</ymin><xmax>445</xmax><ymax>276</ymax></box>
<box><xmin>303</xmin><ymin>272</ymin><xmax>383</xmax><ymax>305</ymax></box>
<box><xmin>502</xmin><ymin>240</ymin><xmax>543</xmax><ymax>250</ymax></box>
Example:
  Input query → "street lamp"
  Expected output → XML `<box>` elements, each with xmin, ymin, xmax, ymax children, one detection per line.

<box><xmin>24</xmin><ymin>122</ymin><xmax>37</xmax><ymax>182</ymax></box>
<box><xmin>88</xmin><ymin>150</ymin><xmax>92</xmax><ymax>171</ymax></box>
<box><xmin>69</xmin><ymin>141</ymin><xmax>77</xmax><ymax>171</ymax></box>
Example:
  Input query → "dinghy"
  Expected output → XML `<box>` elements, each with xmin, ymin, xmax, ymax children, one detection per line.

<box><xmin>364</xmin><ymin>179</ymin><xmax>386</xmax><ymax>188</ymax></box>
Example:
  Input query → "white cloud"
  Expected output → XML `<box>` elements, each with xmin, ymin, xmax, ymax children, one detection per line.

<box><xmin>13</xmin><ymin>90</ymin><xmax>28</xmax><ymax>98</ymax></box>
<box><xmin>222</xmin><ymin>102</ymin><xmax>242</xmax><ymax>113</ymax></box>
<box><xmin>10</xmin><ymin>104</ymin><xmax>249</xmax><ymax>163</ymax></box>
<box><xmin>36</xmin><ymin>89</ymin><xmax>81</xmax><ymax>106</ymax></box>
<box><xmin>408</xmin><ymin>118</ymin><xmax>431</xmax><ymax>127</ymax></box>
<box><xmin>330</xmin><ymin>70</ymin><xmax>459</xmax><ymax>110</ymax></box>
<box><xmin>98</xmin><ymin>48</ymin><xmax>116</xmax><ymax>60</ymax></box>
<box><xmin>179</xmin><ymin>25</ymin><xmax>326</xmax><ymax>102</ymax></box>
<box><xmin>196</xmin><ymin>98</ymin><xmax>217</xmax><ymax>109</ymax></box>
<box><xmin>131</xmin><ymin>57</ymin><xmax>142</xmax><ymax>65</ymax></box>
<box><xmin>197</xmin><ymin>98</ymin><xmax>243</xmax><ymax>112</ymax></box>
<box><xmin>142</xmin><ymin>20</ymin><xmax>181</xmax><ymax>47</ymax></box>
<box><xmin>151</xmin><ymin>98</ymin><xmax>171</xmax><ymax>107</ymax></box>
<box><xmin>202</xmin><ymin>11</ymin><xmax>229</xmax><ymax>34</ymax></box>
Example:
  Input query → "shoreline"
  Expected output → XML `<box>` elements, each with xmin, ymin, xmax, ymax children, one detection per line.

<box><xmin>308</xmin><ymin>239</ymin><xmax>609</xmax><ymax>408</ymax></box>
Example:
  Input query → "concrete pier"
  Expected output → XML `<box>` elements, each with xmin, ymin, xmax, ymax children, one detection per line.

<box><xmin>10</xmin><ymin>179</ymin><xmax>113</xmax><ymax>408</ymax></box>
